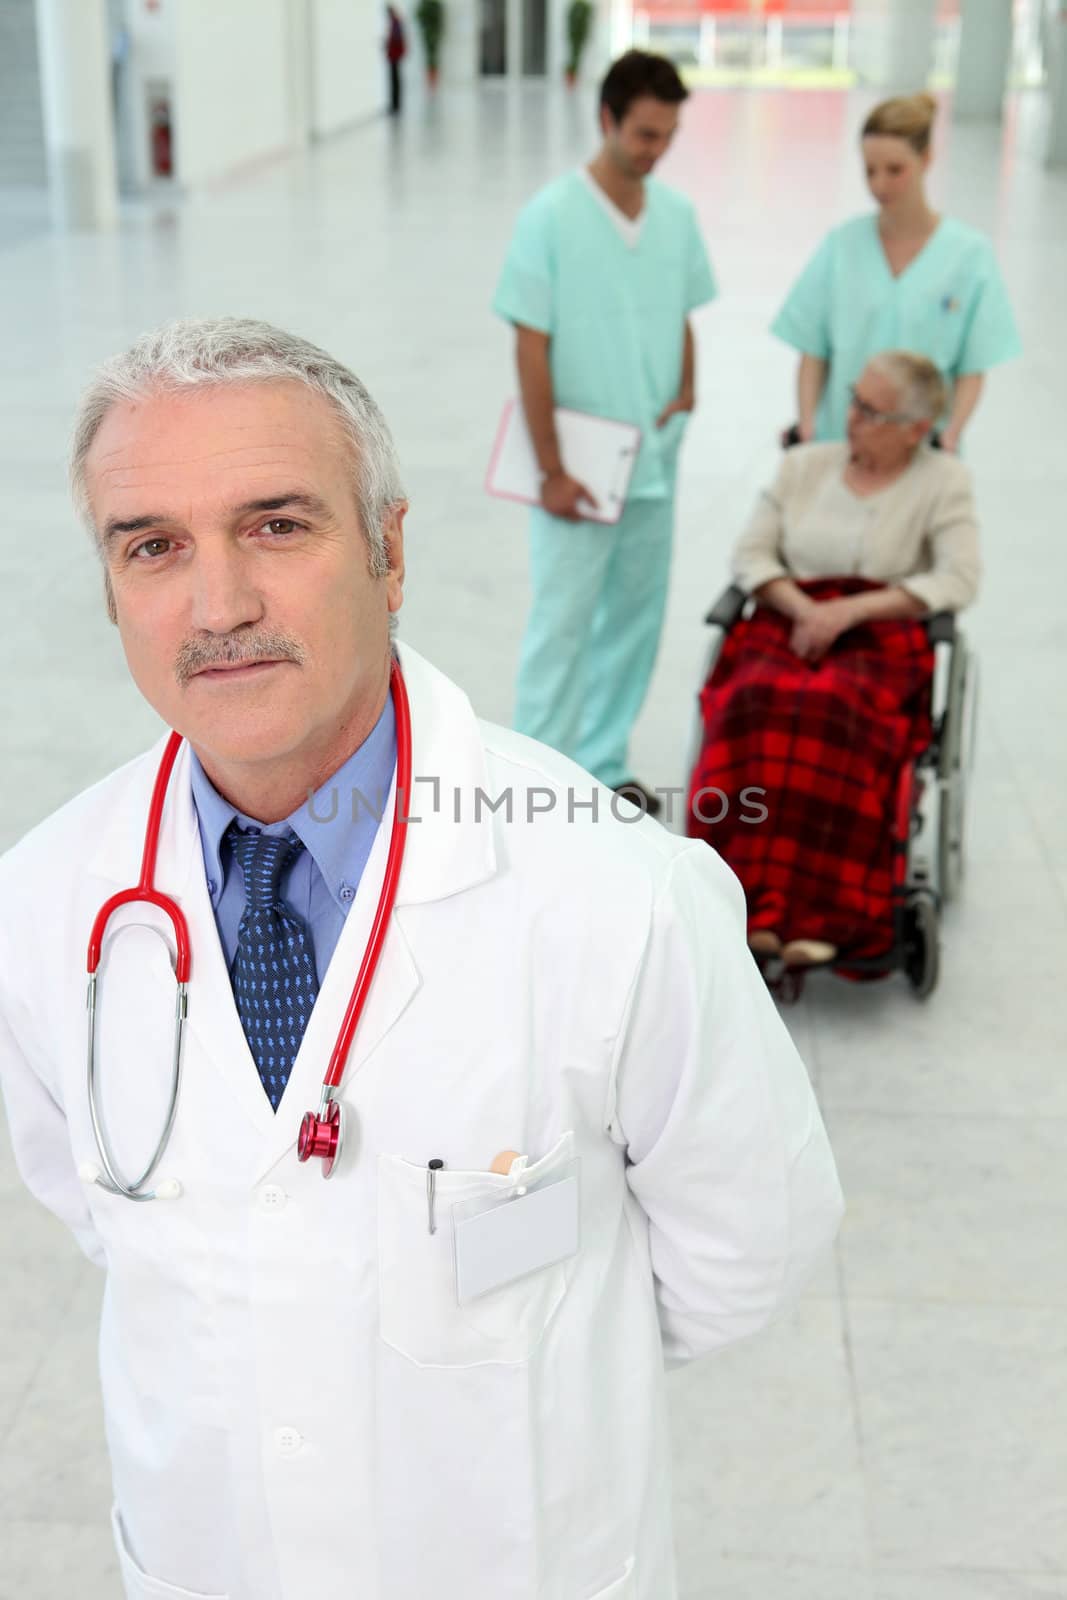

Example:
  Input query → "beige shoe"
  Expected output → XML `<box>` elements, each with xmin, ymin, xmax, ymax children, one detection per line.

<box><xmin>748</xmin><ymin>930</ymin><xmax>783</xmax><ymax>958</ymax></box>
<box><xmin>782</xmin><ymin>938</ymin><xmax>838</xmax><ymax>967</ymax></box>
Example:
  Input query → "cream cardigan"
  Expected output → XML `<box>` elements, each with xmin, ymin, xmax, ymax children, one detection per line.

<box><xmin>731</xmin><ymin>442</ymin><xmax>980</xmax><ymax>614</ymax></box>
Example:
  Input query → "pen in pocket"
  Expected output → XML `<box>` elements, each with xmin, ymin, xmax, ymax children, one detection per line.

<box><xmin>426</xmin><ymin>1159</ymin><xmax>445</xmax><ymax>1235</ymax></box>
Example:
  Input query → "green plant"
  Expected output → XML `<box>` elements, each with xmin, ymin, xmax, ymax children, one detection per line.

<box><xmin>416</xmin><ymin>0</ymin><xmax>445</xmax><ymax>72</ymax></box>
<box><xmin>566</xmin><ymin>0</ymin><xmax>594</xmax><ymax>77</ymax></box>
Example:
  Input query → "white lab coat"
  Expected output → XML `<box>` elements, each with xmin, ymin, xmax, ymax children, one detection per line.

<box><xmin>0</xmin><ymin>644</ymin><xmax>843</xmax><ymax>1600</ymax></box>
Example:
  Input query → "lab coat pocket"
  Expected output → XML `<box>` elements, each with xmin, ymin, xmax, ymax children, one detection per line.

<box><xmin>112</xmin><ymin>1504</ymin><xmax>229</xmax><ymax>1600</ymax></box>
<box><xmin>584</xmin><ymin>1556</ymin><xmax>636</xmax><ymax>1598</ymax></box>
<box><xmin>378</xmin><ymin>1131</ymin><xmax>576</xmax><ymax>1368</ymax></box>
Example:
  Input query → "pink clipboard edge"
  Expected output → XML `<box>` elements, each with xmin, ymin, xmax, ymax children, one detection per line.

<box><xmin>485</xmin><ymin>399</ymin><xmax>641</xmax><ymax>527</ymax></box>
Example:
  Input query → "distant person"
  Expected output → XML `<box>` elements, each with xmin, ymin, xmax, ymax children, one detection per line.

<box><xmin>493</xmin><ymin>50</ymin><xmax>717</xmax><ymax>814</ymax></box>
<box><xmin>773</xmin><ymin>93</ymin><xmax>1021</xmax><ymax>452</ymax></box>
<box><xmin>385</xmin><ymin>5</ymin><xmax>407</xmax><ymax>115</ymax></box>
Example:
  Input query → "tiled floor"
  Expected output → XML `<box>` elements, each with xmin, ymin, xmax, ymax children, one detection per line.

<box><xmin>0</xmin><ymin>77</ymin><xmax>1065</xmax><ymax>1599</ymax></box>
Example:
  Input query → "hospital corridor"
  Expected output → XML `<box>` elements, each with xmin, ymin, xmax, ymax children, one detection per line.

<box><xmin>0</xmin><ymin>2</ymin><xmax>1065</xmax><ymax>1597</ymax></box>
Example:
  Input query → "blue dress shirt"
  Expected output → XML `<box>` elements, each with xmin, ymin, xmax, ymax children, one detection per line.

<box><xmin>189</xmin><ymin>696</ymin><xmax>397</xmax><ymax>986</ymax></box>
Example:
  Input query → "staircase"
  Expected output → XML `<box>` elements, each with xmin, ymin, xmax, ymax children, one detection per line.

<box><xmin>0</xmin><ymin>0</ymin><xmax>48</xmax><ymax>187</ymax></box>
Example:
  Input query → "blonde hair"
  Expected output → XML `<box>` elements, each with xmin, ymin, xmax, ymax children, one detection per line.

<box><xmin>868</xmin><ymin>350</ymin><xmax>947</xmax><ymax>422</ymax></box>
<box><xmin>862</xmin><ymin>92</ymin><xmax>938</xmax><ymax>155</ymax></box>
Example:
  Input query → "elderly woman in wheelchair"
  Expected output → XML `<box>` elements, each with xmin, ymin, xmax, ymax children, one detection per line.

<box><xmin>687</xmin><ymin>351</ymin><xmax>979</xmax><ymax>985</ymax></box>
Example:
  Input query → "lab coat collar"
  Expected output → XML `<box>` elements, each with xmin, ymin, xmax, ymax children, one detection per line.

<box><xmin>85</xmin><ymin>641</ymin><xmax>497</xmax><ymax>910</ymax></box>
<box><xmin>390</xmin><ymin>640</ymin><xmax>498</xmax><ymax>905</ymax></box>
<box><xmin>82</xmin><ymin>642</ymin><xmax>499</xmax><ymax>1180</ymax></box>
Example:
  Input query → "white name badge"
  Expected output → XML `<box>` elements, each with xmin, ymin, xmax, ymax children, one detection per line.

<box><xmin>452</xmin><ymin>1163</ymin><xmax>581</xmax><ymax>1305</ymax></box>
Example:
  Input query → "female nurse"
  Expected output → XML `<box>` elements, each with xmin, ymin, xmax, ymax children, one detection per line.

<box><xmin>772</xmin><ymin>93</ymin><xmax>1021</xmax><ymax>452</ymax></box>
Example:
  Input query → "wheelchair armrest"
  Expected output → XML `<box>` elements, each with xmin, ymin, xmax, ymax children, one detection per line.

<box><xmin>704</xmin><ymin>584</ymin><xmax>748</xmax><ymax>629</ymax></box>
<box><xmin>925</xmin><ymin>610</ymin><xmax>956</xmax><ymax>645</ymax></box>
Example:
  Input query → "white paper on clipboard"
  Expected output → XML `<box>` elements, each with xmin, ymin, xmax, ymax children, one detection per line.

<box><xmin>486</xmin><ymin>400</ymin><xmax>641</xmax><ymax>527</ymax></box>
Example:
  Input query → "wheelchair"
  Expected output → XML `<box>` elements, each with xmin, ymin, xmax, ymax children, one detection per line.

<box><xmin>689</xmin><ymin>582</ymin><xmax>978</xmax><ymax>1000</ymax></box>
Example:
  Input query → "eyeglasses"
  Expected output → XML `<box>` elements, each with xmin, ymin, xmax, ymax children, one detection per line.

<box><xmin>847</xmin><ymin>385</ymin><xmax>918</xmax><ymax>426</ymax></box>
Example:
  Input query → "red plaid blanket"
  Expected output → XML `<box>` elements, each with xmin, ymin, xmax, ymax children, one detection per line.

<box><xmin>686</xmin><ymin>579</ymin><xmax>934</xmax><ymax>960</ymax></box>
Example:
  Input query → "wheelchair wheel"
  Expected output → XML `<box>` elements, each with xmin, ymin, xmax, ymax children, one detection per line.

<box><xmin>937</xmin><ymin>644</ymin><xmax>976</xmax><ymax>903</ymax></box>
<box><xmin>904</xmin><ymin>891</ymin><xmax>940</xmax><ymax>998</ymax></box>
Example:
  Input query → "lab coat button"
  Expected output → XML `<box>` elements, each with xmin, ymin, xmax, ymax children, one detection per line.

<box><xmin>276</xmin><ymin>1426</ymin><xmax>304</xmax><ymax>1456</ymax></box>
<box><xmin>258</xmin><ymin>1185</ymin><xmax>287</xmax><ymax>1212</ymax></box>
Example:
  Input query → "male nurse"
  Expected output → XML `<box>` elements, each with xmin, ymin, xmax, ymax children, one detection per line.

<box><xmin>493</xmin><ymin>50</ymin><xmax>716</xmax><ymax>814</ymax></box>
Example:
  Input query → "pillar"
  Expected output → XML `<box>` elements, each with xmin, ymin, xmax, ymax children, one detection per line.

<box><xmin>954</xmin><ymin>0</ymin><xmax>1013</xmax><ymax>119</ymax></box>
<box><xmin>851</xmin><ymin>0</ymin><xmax>936</xmax><ymax>92</ymax></box>
<box><xmin>34</xmin><ymin>0</ymin><xmax>118</xmax><ymax>228</ymax></box>
<box><xmin>1048</xmin><ymin>4</ymin><xmax>1067</xmax><ymax>166</ymax></box>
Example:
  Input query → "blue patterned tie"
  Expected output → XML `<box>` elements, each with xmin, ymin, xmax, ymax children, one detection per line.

<box><xmin>230</xmin><ymin>827</ymin><xmax>319</xmax><ymax>1111</ymax></box>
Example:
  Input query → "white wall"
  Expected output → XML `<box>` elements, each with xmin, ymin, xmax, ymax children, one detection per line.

<box><xmin>173</xmin><ymin>0</ymin><xmax>290</xmax><ymax>187</ymax></box>
<box><xmin>310</xmin><ymin>0</ymin><xmax>383</xmax><ymax>136</ymax></box>
<box><xmin>119</xmin><ymin>0</ymin><xmax>176</xmax><ymax>191</ymax></box>
<box><xmin>156</xmin><ymin>0</ymin><xmax>381</xmax><ymax>186</ymax></box>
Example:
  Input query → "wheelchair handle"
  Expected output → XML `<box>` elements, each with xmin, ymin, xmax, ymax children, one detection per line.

<box><xmin>925</xmin><ymin>611</ymin><xmax>956</xmax><ymax>645</ymax></box>
<box><xmin>781</xmin><ymin>422</ymin><xmax>943</xmax><ymax>450</ymax></box>
<box><xmin>704</xmin><ymin>584</ymin><xmax>748</xmax><ymax>629</ymax></box>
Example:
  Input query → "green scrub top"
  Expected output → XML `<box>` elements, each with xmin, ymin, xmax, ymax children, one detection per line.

<box><xmin>771</xmin><ymin>214</ymin><xmax>1021</xmax><ymax>440</ymax></box>
<box><xmin>493</xmin><ymin>171</ymin><xmax>717</xmax><ymax>499</ymax></box>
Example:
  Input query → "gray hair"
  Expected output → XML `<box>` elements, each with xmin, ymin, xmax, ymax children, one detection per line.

<box><xmin>868</xmin><ymin>350</ymin><xmax>947</xmax><ymax>425</ymax></box>
<box><xmin>70</xmin><ymin>317</ymin><xmax>406</xmax><ymax>578</ymax></box>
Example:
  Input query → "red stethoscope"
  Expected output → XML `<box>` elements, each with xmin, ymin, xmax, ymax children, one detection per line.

<box><xmin>82</xmin><ymin>658</ymin><xmax>412</xmax><ymax>1201</ymax></box>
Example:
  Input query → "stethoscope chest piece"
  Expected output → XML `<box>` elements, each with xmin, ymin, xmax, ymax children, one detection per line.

<box><xmin>298</xmin><ymin>1094</ymin><xmax>345</xmax><ymax>1179</ymax></box>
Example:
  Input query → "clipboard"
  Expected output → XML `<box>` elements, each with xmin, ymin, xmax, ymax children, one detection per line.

<box><xmin>486</xmin><ymin>400</ymin><xmax>641</xmax><ymax>526</ymax></box>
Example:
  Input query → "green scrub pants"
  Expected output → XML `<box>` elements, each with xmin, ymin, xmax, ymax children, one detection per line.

<box><xmin>514</xmin><ymin>494</ymin><xmax>675</xmax><ymax>790</ymax></box>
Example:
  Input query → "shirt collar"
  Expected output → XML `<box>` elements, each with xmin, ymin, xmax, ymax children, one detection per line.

<box><xmin>578</xmin><ymin>167</ymin><xmax>647</xmax><ymax>237</ymax></box>
<box><xmin>189</xmin><ymin>695</ymin><xmax>397</xmax><ymax>911</ymax></box>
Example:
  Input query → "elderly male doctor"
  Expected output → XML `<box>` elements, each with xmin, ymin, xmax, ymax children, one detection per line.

<box><xmin>0</xmin><ymin>319</ymin><xmax>842</xmax><ymax>1600</ymax></box>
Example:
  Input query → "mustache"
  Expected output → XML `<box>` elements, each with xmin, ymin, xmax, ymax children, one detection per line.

<box><xmin>175</xmin><ymin>630</ymin><xmax>308</xmax><ymax>685</ymax></box>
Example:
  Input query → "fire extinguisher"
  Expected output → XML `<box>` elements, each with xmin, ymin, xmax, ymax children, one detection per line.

<box><xmin>151</xmin><ymin>100</ymin><xmax>173</xmax><ymax>177</ymax></box>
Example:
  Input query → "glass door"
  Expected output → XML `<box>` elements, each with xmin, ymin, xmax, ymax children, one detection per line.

<box><xmin>481</xmin><ymin>0</ymin><xmax>509</xmax><ymax>74</ymax></box>
<box><xmin>523</xmin><ymin>0</ymin><xmax>549</xmax><ymax>73</ymax></box>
